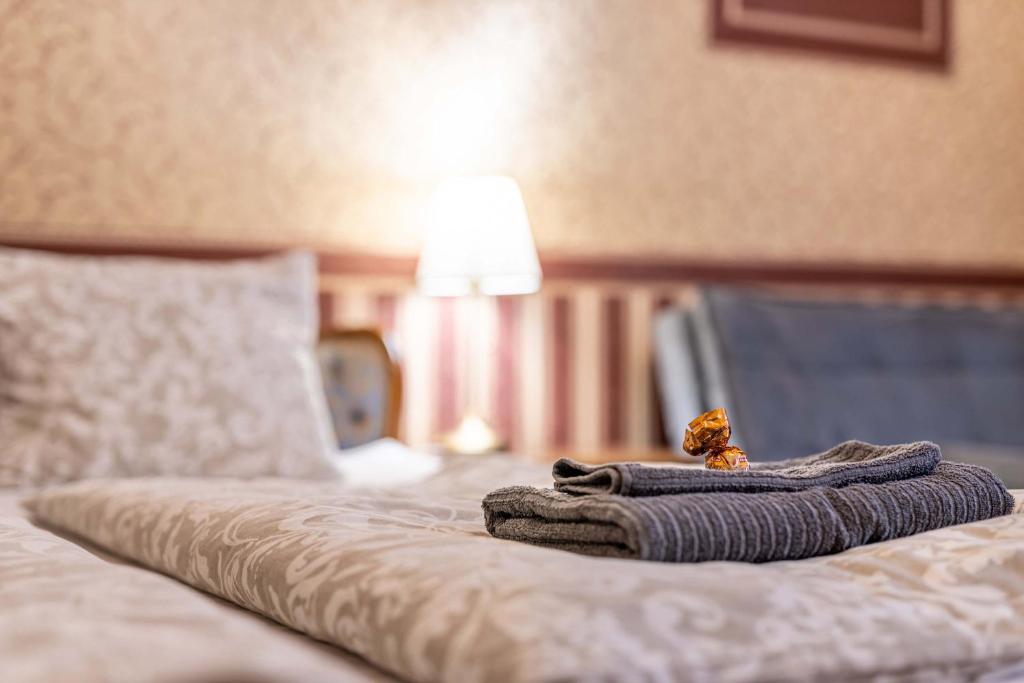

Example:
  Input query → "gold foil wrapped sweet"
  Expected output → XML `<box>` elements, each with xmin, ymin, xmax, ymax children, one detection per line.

<box><xmin>682</xmin><ymin>408</ymin><xmax>750</xmax><ymax>471</ymax></box>
<box><xmin>682</xmin><ymin>408</ymin><xmax>731</xmax><ymax>455</ymax></box>
<box><xmin>703</xmin><ymin>445</ymin><xmax>749</xmax><ymax>471</ymax></box>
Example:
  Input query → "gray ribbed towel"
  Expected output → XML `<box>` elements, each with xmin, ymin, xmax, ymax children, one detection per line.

<box><xmin>553</xmin><ymin>441</ymin><xmax>941</xmax><ymax>496</ymax></box>
<box><xmin>484</xmin><ymin>462</ymin><xmax>1014</xmax><ymax>563</ymax></box>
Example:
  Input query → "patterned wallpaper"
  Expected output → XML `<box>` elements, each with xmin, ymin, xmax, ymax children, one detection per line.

<box><xmin>1</xmin><ymin>0</ymin><xmax>1023</xmax><ymax>266</ymax></box>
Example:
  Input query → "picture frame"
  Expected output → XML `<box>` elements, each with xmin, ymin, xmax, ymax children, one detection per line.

<box><xmin>712</xmin><ymin>0</ymin><xmax>950</xmax><ymax>67</ymax></box>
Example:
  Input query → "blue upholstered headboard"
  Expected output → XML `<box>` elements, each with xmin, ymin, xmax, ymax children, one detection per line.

<box><xmin>655</xmin><ymin>287</ymin><xmax>1024</xmax><ymax>485</ymax></box>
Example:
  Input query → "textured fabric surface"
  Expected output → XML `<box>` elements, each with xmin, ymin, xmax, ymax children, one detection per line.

<box><xmin>0</xmin><ymin>247</ymin><xmax>338</xmax><ymax>487</ymax></box>
<box><xmin>554</xmin><ymin>440</ymin><xmax>941</xmax><ymax>496</ymax></box>
<box><xmin>0</xmin><ymin>492</ymin><xmax>392</xmax><ymax>683</ymax></box>
<box><xmin>487</xmin><ymin>462</ymin><xmax>1014</xmax><ymax>562</ymax></box>
<box><xmin>23</xmin><ymin>459</ymin><xmax>1024</xmax><ymax>683</ymax></box>
<box><xmin>690</xmin><ymin>287</ymin><xmax>1024</xmax><ymax>460</ymax></box>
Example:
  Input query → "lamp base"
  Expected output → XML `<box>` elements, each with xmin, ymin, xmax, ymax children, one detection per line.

<box><xmin>441</xmin><ymin>413</ymin><xmax>503</xmax><ymax>455</ymax></box>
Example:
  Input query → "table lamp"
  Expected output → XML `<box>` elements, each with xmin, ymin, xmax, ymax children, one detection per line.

<box><xmin>417</xmin><ymin>176</ymin><xmax>542</xmax><ymax>454</ymax></box>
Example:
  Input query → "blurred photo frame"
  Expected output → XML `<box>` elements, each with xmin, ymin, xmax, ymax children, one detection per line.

<box><xmin>712</xmin><ymin>0</ymin><xmax>950</xmax><ymax>67</ymax></box>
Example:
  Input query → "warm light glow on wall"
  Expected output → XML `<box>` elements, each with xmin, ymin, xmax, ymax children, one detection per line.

<box><xmin>374</xmin><ymin>4</ymin><xmax>553</xmax><ymax>177</ymax></box>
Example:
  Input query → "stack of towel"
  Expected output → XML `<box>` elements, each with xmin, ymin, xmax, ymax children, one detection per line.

<box><xmin>482</xmin><ymin>441</ymin><xmax>1014</xmax><ymax>562</ymax></box>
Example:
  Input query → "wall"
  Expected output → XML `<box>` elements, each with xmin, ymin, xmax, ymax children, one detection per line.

<box><xmin>4</xmin><ymin>0</ymin><xmax>1024</xmax><ymax>456</ymax></box>
<box><xmin>2</xmin><ymin>0</ymin><xmax>1023</xmax><ymax>266</ymax></box>
<box><xmin>319</xmin><ymin>274</ymin><xmax>700</xmax><ymax>457</ymax></box>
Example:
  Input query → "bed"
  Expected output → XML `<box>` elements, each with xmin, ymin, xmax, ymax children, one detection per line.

<box><xmin>4</xmin><ymin>460</ymin><xmax>1024</xmax><ymax>683</ymax></box>
<box><xmin>3</xmin><ymin>243</ymin><xmax>1024</xmax><ymax>683</ymax></box>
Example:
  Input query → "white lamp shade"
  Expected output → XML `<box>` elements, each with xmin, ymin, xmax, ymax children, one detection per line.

<box><xmin>417</xmin><ymin>176</ymin><xmax>542</xmax><ymax>296</ymax></box>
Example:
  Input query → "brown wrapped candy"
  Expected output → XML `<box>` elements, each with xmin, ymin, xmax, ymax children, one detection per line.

<box><xmin>681</xmin><ymin>407</ymin><xmax>750</xmax><ymax>471</ymax></box>
<box><xmin>682</xmin><ymin>408</ymin><xmax>731</xmax><ymax>456</ymax></box>
<box><xmin>704</xmin><ymin>445</ymin><xmax>750</xmax><ymax>471</ymax></box>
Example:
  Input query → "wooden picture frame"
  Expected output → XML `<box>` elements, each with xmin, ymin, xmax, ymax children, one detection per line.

<box><xmin>712</xmin><ymin>0</ymin><xmax>950</xmax><ymax>67</ymax></box>
<box><xmin>318</xmin><ymin>328</ymin><xmax>403</xmax><ymax>443</ymax></box>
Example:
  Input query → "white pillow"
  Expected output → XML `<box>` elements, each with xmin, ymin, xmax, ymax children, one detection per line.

<box><xmin>0</xmin><ymin>247</ymin><xmax>338</xmax><ymax>486</ymax></box>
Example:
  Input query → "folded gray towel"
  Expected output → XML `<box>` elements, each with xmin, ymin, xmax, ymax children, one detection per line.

<box><xmin>483</xmin><ymin>461</ymin><xmax>1014</xmax><ymax>562</ymax></box>
<box><xmin>553</xmin><ymin>441</ymin><xmax>941</xmax><ymax>496</ymax></box>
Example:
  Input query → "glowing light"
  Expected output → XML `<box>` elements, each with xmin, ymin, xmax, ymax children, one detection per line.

<box><xmin>416</xmin><ymin>176</ymin><xmax>541</xmax><ymax>297</ymax></box>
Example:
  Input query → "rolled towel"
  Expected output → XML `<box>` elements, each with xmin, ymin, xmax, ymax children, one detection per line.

<box><xmin>554</xmin><ymin>440</ymin><xmax>941</xmax><ymax>496</ymax></box>
<box><xmin>483</xmin><ymin>462</ymin><xmax>1014</xmax><ymax>562</ymax></box>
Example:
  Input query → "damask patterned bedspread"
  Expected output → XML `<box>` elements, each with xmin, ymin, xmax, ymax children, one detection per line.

<box><xmin>22</xmin><ymin>457</ymin><xmax>1024</xmax><ymax>683</ymax></box>
<box><xmin>0</xmin><ymin>492</ymin><xmax>395</xmax><ymax>683</ymax></box>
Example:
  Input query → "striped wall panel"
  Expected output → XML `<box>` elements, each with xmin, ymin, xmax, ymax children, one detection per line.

<box><xmin>320</xmin><ymin>279</ymin><xmax>1024</xmax><ymax>458</ymax></box>
<box><xmin>319</xmin><ymin>278</ymin><xmax>691</xmax><ymax>457</ymax></box>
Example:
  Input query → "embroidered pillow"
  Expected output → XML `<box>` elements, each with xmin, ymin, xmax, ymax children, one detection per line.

<box><xmin>0</xmin><ymin>247</ymin><xmax>338</xmax><ymax>486</ymax></box>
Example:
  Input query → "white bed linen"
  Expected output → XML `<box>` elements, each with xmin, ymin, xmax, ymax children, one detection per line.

<box><xmin>0</xmin><ymin>491</ymin><xmax>394</xmax><ymax>683</ymax></box>
<box><xmin>21</xmin><ymin>455</ymin><xmax>1024</xmax><ymax>683</ymax></box>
